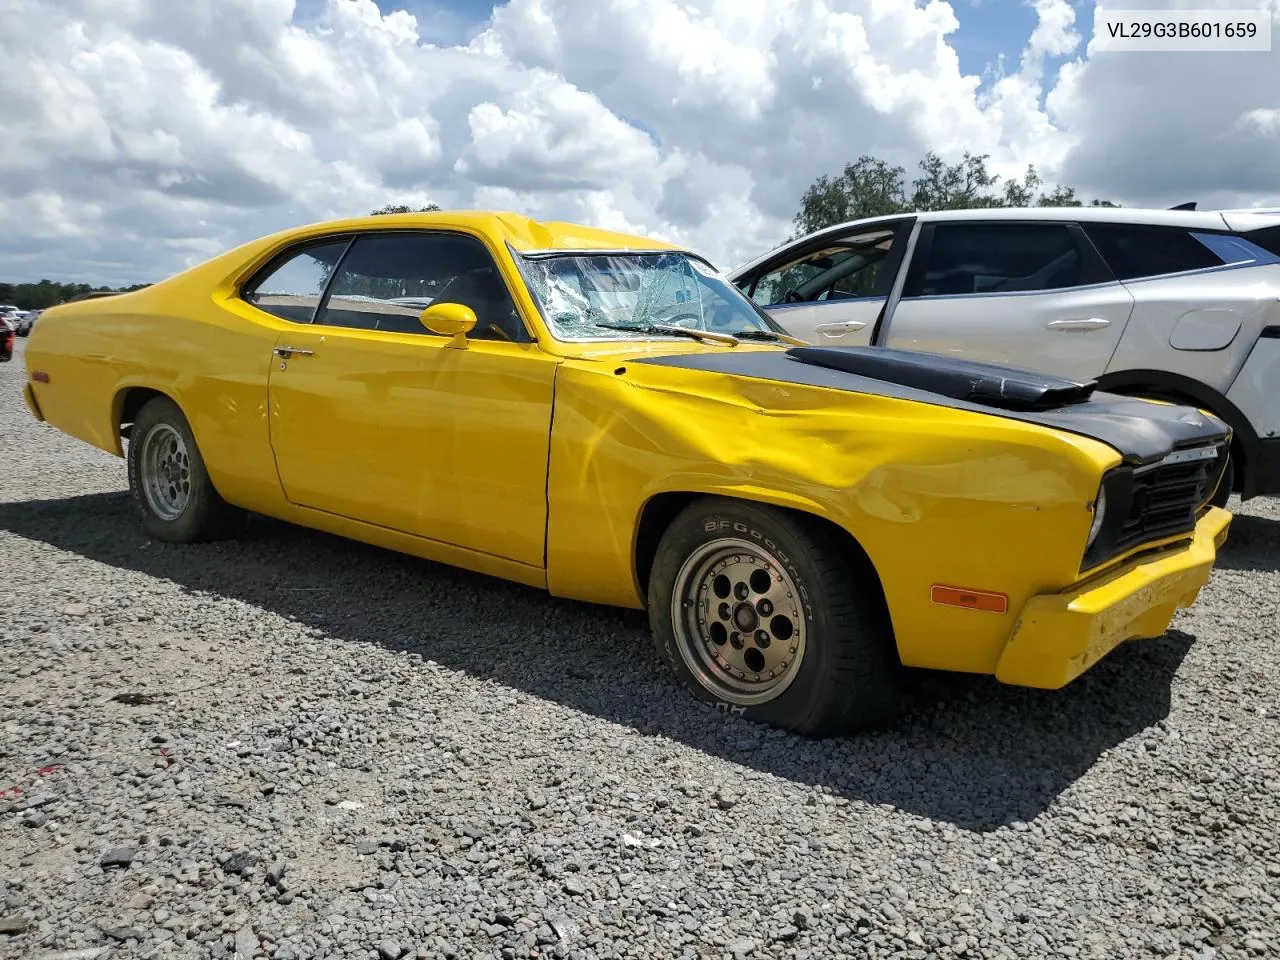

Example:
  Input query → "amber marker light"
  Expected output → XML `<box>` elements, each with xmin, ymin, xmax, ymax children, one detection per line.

<box><xmin>930</xmin><ymin>584</ymin><xmax>1009</xmax><ymax>614</ymax></box>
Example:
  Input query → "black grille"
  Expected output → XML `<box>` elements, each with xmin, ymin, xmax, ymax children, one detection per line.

<box><xmin>1083</xmin><ymin>443</ymin><xmax>1226</xmax><ymax>570</ymax></box>
<box><xmin>1117</xmin><ymin>446</ymin><xmax>1225</xmax><ymax>551</ymax></box>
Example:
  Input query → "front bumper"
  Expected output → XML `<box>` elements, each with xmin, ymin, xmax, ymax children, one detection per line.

<box><xmin>995</xmin><ymin>507</ymin><xmax>1231</xmax><ymax>689</ymax></box>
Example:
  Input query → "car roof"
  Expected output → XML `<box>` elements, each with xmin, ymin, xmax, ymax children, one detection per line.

<box><xmin>729</xmin><ymin>206</ymin><xmax>1280</xmax><ymax>276</ymax></box>
<box><xmin>284</xmin><ymin>210</ymin><xmax>688</xmax><ymax>256</ymax></box>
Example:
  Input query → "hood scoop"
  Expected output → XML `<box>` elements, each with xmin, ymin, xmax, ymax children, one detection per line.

<box><xmin>786</xmin><ymin>346</ymin><xmax>1097</xmax><ymax>412</ymax></box>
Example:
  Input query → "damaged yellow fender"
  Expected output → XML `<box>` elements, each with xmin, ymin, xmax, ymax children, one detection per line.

<box><xmin>23</xmin><ymin>211</ymin><xmax>1233</xmax><ymax>736</ymax></box>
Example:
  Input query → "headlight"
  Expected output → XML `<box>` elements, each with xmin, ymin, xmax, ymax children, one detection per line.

<box><xmin>1086</xmin><ymin>485</ymin><xmax>1108</xmax><ymax>552</ymax></box>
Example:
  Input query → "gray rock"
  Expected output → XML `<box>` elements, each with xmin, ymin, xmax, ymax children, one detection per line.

<box><xmin>99</xmin><ymin>847</ymin><xmax>136</xmax><ymax>869</ymax></box>
<box><xmin>546</xmin><ymin>912</ymin><xmax>579</xmax><ymax>942</ymax></box>
<box><xmin>0</xmin><ymin>914</ymin><xmax>28</xmax><ymax>934</ymax></box>
<box><xmin>377</xmin><ymin>939</ymin><xmax>404</xmax><ymax>960</ymax></box>
<box><xmin>100</xmin><ymin>925</ymin><xmax>145</xmax><ymax>942</ymax></box>
<box><xmin>222</xmin><ymin>852</ymin><xmax>258</xmax><ymax>875</ymax></box>
<box><xmin>234</xmin><ymin>925</ymin><xmax>257</xmax><ymax>959</ymax></box>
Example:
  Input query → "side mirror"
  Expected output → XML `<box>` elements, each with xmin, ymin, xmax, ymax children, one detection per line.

<box><xmin>420</xmin><ymin>302</ymin><xmax>477</xmax><ymax>348</ymax></box>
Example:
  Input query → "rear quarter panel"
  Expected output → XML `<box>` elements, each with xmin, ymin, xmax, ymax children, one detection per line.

<box><xmin>23</xmin><ymin>263</ymin><xmax>290</xmax><ymax>513</ymax></box>
<box><xmin>545</xmin><ymin>359</ymin><xmax>1120</xmax><ymax>675</ymax></box>
<box><xmin>1105</xmin><ymin>264</ymin><xmax>1280</xmax><ymax>392</ymax></box>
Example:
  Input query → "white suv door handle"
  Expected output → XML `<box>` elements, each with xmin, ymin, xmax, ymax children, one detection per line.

<box><xmin>814</xmin><ymin>320</ymin><xmax>868</xmax><ymax>336</ymax></box>
<box><xmin>1047</xmin><ymin>318</ymin><xmax>1110</xmax><ymax>332</ymax></box>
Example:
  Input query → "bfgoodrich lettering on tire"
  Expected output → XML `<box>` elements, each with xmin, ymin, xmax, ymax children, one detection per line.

<box><xmin>126</xmin><ymin>396</ymin><xmax>244</xmax><ymax>543</ymax></box>
<box><xmin>647</xmin><ymin>496</ymin><xmax>903</xmax><ymax>737</ymax></box>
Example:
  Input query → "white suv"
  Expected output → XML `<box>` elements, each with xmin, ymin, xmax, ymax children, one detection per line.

<box><xmin>729</xmin><ymin>207</ymin><xmax>1280</xmax><ymax>505</ymax></box>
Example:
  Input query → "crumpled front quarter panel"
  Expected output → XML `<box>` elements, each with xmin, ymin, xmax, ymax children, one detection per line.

<box><xmin>545</xmin><ymin>358</ymin><xmax>1117</xmax><ymax>675</ymax></box>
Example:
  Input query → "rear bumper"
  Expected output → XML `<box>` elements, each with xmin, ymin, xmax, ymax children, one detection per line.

<box><xmin>995</xmin><ymin>507</ymin><xmax>1231</xmax><ymax>689</ymax></box>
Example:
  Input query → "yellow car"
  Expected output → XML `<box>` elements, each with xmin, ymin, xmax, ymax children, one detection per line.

<box><xmin>23</xmin><ymin>211</ymin><xmax>1233</xmax><ymax>736</ymax></box>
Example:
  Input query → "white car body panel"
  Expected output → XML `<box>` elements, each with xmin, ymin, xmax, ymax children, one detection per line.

<box><xmin>761</xmin><ymin>300</ymin><xmax>877</xmax><ymax>345</ymax></box>
<box><xmin>1105</xmin><ymin>265</ymin><xmax>1280</xmax><ymax>394</ymax></box>
<box><xmin>1226</xmin><ymin>336</ymin><xmax>1280</xmax><ymax>440</ymax></box>
<box><xmin>884</xmin><ymin>281</ymin><xmax>1136</xmax><ymax>383</ymax></box>
<box><xmin>729</xmin><ymin>206</ymin><xmax>1280</xmax><ymax>497</ymax></box>
<box><xmin>1219</xmin><ymin>211</ymin><xmax>1280</xmax><ymax>231</ymax></box>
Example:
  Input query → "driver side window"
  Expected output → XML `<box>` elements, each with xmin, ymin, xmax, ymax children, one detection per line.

<box><xmin>315</xmin><ymin>232</ymin><xmax>531</xmax><ymax>342</ymax></box>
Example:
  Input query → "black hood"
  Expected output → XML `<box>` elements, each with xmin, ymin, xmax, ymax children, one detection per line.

<box><xmin>636</xmin><ymin>346</ymin><xmax>1229</xmax><ymax>466</ymax></box>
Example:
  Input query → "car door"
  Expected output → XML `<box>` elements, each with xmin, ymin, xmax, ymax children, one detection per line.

<box><xmin>737</xmin><ymin>219</ymin><xmax>913</xmax><ymax>345</ymax></box>
<box><xmin>880</xmin><ymin>220</ymin><xmax>1136</xmax><ymax>382</ymax></box>
<box><xmin>253</xmin><ymin>229</ymin><xmax>558</xmax><ymax>568</ymax></box>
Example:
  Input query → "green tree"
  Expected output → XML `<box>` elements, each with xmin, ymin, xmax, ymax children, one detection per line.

<box><xmin>370</xmin><ymin>203</ymin><xmax>441</xmax><ymax>215</ymax></box>
<box><xmin>793</xmin><ymin>152</ymin><xmax>1116</xmax><ymax>235</ymax></box>
<box><xmin>909</xmin><ymin>152</ymin><xmax>999</xmax><ymax>210</ymax></box>
<box><xmin>0</xmin><ymin>279</ymin><xmax>150</xmax><ymax>310</ymax></box>
<box><xmin>792</xmin><ymin>156</ymin><xmax>908</xmax><ymax>237</ymax></box>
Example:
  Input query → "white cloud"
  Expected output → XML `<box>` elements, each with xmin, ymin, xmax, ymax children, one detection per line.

<box><xmin>0</xmin><ymin>0</ymin><xmax>1276</xmax><ymax>286</ymax></box>
<box><xmin>456</xmin><ymin>72</ymin><xmax>660</xmax><ymax>191</ymax></box>
<box><xmin>1047</xmin><ymin>0</ymin><xmax>1280</xmax><ymax>206</ymax></box>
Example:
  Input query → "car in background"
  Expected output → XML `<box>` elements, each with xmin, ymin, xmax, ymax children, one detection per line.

<box><xmin>0</xmin><ymin>314</ymin><xmax>14</xmax><ymax>362</ymax></box>
<box><xmin>729</xmin><ymin>207</ymin><xmax>1280</xmax><ymax>506</ymax></box>
<box><xmin>15</xmin><ymin>310</ymin><xmax>42</xmax><ymax>336</ymax></box>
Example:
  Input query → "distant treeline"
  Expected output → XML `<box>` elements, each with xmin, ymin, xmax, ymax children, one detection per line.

<box><xmin>0</xmin><ymin>280</ymin><xmax>152</xmax><ymax>311</ymax></box>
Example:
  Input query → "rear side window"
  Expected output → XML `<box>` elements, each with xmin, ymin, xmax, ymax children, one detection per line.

<box><xmin>1082</xmin><ymin>224</ymin><xmax>1223</xmax><ymax>280</ymax></box>
<box><xmin>907</xmin><ymin>223</ymin><xmax>1090</xmax><ymax>297</ymax></box>
<box><xmin>243</xmin><ymin>240</ymin><xmax>351</xmax><ymax>323</ymax></box>
<box><xmin>1241</xmin><ymin>226</ymin><xmax>1280</xmax><ymax>257</ymax></box>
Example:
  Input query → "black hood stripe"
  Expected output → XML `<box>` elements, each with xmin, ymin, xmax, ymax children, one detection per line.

<box><xmin>634</xmin><ymin>349</ymin><xmax>1229</xmax><ymax>465</ymax></box>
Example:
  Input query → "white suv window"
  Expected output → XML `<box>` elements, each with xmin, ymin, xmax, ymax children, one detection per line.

<box><xmin>750</xmin><ymin>229</ymin><xmax>896</xmax><ymax>305</ymax></box>
<box><xmin>1081</xmin><ymin>224</ymin><xmax>1224</xmax><ymax>281</ymax></box>
<box><xmin>909</xmin><ymin>223</ymin><xmax>1093</xmax><ymax>297</ymax></box>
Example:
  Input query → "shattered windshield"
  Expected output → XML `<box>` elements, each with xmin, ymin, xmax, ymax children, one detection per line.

<box><xmin>515</xmin><ymin>250</ymin><xmax>787</xmax><ymax>341</ymax></box>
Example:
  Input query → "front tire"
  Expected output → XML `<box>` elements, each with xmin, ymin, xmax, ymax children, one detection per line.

<box><xmin>127</xmin><ymin>396</ymin><xmax>244</xmax><ymax>543</ymax></box>
<box><xmin>647</xmin><ymin>497</ymin><xmax>903</xmax><ymax>737</ymax></box>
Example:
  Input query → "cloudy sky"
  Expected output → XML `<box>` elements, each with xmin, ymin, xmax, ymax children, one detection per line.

<box><xmin>1</xmin><ymin>0</ymin><xmax>1277</xmax><ymax>286</ymax></box>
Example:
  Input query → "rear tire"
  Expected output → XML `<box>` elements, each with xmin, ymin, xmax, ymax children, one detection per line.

<box><xmin>127</xmin><ymin>396</ymin><xmax>244</xmax><ymax>543</ymax></box>
<box><xmin>647</xmin><ymin>497</ymin><xmax>903</xmax><ymax>737</ymax></box>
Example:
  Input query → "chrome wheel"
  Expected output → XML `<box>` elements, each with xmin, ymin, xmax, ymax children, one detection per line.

<box><xmin>670</xmin><ymin>537</ymin><xmax>807</xmax><ymax>706</ymax></box>
<box><xmin>139</xmin><ymin>423</ymin><xmax>191</xmax><ymax>521</ymax></box>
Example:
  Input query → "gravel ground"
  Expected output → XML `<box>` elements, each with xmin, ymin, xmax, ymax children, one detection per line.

<box><xmin>1</xmin><ymin>335</ymin><xmax>1279</xmax><ymax>960</ymax></box>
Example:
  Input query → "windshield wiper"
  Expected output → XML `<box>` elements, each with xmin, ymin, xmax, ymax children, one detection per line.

<box><xmin>730</xmin><ymin>329</ymin><xmax>809</xmax><ymax>346</ymax></box>
<box><xmin>597</xmin><ymin>322</ymin><xmax>739</xmax><ymax>346</ymax></box>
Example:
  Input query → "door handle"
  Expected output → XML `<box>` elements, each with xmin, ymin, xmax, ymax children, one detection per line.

<box><xmin>273</xmin><ymin>346</ymin><xmax>315</xmax><ymax>358</ymax></box>
<box><xmin>814</xmin><ymin>320</ymin><xmax>868</xmax><ymax>336</ymax></box>
<box><xmin>1047</xmin><ymin>318</ymin><xmax>1110</xmax><ymax>332</ymax></box>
